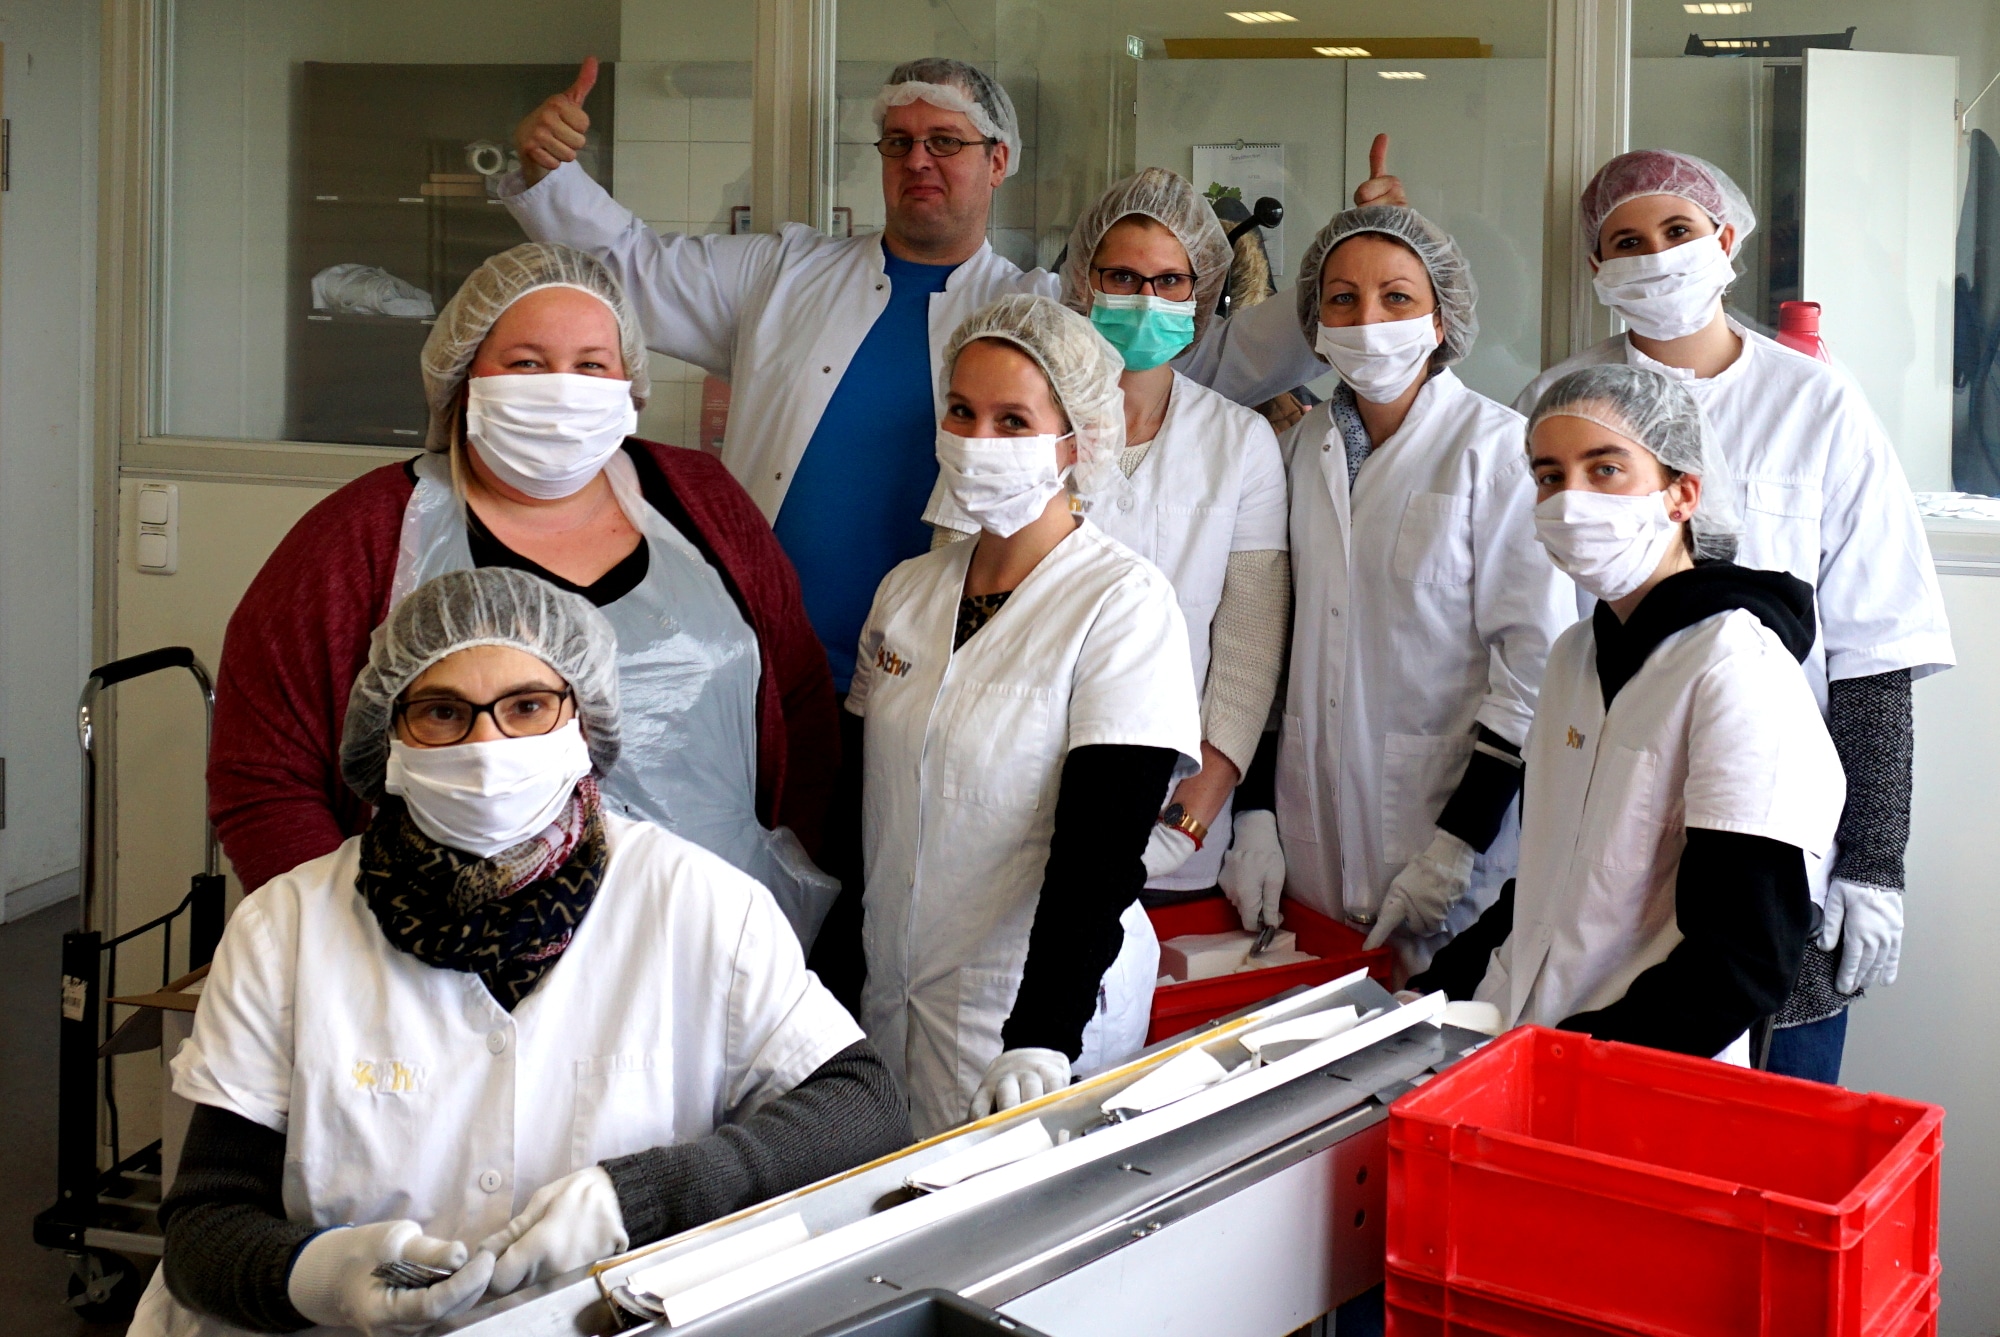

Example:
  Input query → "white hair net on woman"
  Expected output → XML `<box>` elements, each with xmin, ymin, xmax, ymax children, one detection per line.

<box><xmin>1579</xmin><ymin>150</ymin><xmax>1758</xmax><ymax>259</ymax></box>
<box><xmin>1293</xmin><ymin>204</ymin><xmax>1479</xmax><ymax>365</ymax></box>
<box><xmin>942</xmin><ymin>293</ymin><xmax>1127</xmax><ymax>496</ymax></box>
<box><xmin>419</xmin><ymin>242</ymin><xmax>651</xmax><ymax>449</ymax></box>
<box><xmin>1527</xmin><ymin>363</ymin><xmax>1742</xmax><ymax>562</ymax></box>
<box><xmin>873</xmin><ymin>58</ymin><xmax>1022</xmax><ymax>179</ymax></box>
<box><xmin>340</xmin><ymin>566</ymin><xmax>623</xmax><ymax>803</ymax></box>
<box><xmin>1059</xmin><ymin>168</ymin><xmax>1233</xmax><ymax>341</ymax></box>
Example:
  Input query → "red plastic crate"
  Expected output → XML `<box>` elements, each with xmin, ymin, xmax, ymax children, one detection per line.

<box><xmin>1385</xmin><ymin>1265</ymin><xmax>1938</xmax><ymax>1337</ymax></box>
<box><xmin>1144</xmin><ymin>894</ymin><xmax>1391</xmax><ymax>1044</ymax></box>
<box><xmin>1387</xmin><ymin>1027</ymin><xmax>1942</xmax><ymax>1337</ymax></box>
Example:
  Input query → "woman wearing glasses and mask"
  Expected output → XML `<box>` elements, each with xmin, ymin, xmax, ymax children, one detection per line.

<box><xmin>138</xmin><ymin>568</ymin><xmax>906</xmax><ymax>1337</ymax></box>
<box><xmin>209</xmin><ymin>243</ymin><xmax>841</xmax><ymax>947</ymax></box>
<box><xmin>1226</xmin><ymin>206</ymin><xmax>1577</xmax><ymax>981</ymax></box>
<box><xmin>852</xmin><ymin>295</ymin><xmax>1202</xmax><ymax>1136</ymax></box>
<box><xmin>926</xmin><ymin>168</ymin><xmax>1289</xmax><ymax>909</ymax></box>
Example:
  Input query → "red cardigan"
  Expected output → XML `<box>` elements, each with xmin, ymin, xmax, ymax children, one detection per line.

<box><xmin>209</xmin><ymin>442</ymin><xmax>838</xmax><ymax>893</ymax></box>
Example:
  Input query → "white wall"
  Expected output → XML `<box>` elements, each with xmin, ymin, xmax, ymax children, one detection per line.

<box><xmin>0</xmin><ymin>0</ymin><xmax>99</xmax><ymax>919</ymax></box>
<box><xmin>1845</xmin><ymin>572</ymin><xmax>2000</xmax><ymax>1337</ymax></box>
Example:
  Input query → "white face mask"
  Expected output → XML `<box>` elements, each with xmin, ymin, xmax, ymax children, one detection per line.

<box><xmin>466</xmin><ymin>373</ymin><xmax>639</xmax><ymax>500</ymax></box>
<box><xmin>1591</xmin><ymin>234</ymin><xmax>1734</xmax><ymax>341</ymax></box>
<box><xmin>1533</xmin><ymin>489</ymin><xmax>1683</xmax><ymax>603</ymax></box>
<box><xmin>384</xmin><ymin>719</ymin><xmax>592</xmax><ymax>858</ymax></box>
<box><xmin>1313</xmin><ymin>314</ymin><xmax>1441</xmax><ymax>404</ymax></box>
<box><xmin>934</xmin><ymin>428</ymin><xmax>1074</xmax><ymax>538</ymax></box>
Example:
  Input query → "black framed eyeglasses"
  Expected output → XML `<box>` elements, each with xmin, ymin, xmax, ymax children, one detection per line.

<box><xmin>1092</xmin><ymin>266</ymin><xmax>1199</xmax><ymax>301</ymax></box>
<box><xmin>394</xmin><ymin>687</ymin><xmax>575</xmax><ymax>747</ymax></box>
<box><xmin>874</xmin><ymin>134</ymin><xmax>996</xmax><ymax>160</ymax></box>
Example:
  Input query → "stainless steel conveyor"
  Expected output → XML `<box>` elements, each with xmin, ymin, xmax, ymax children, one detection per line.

<box><xmin>437</xmin><ymin>973</ymin><xmax>1488</xmax><ymax>1337</ymax></box>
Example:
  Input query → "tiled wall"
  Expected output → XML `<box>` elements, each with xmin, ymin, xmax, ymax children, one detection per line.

<box><xmin>612</xmin><ymin>61</ymin><xmax>754</xmax><ymax>449</ymax></box>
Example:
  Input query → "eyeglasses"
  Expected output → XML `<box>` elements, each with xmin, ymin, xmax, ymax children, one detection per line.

<box><xmin>1092</xmin><ymin>266</ymin><xmax>1199</xmax><ymax>301</ymax></box>
<box><xmin>394</xmin><ymin>688</ymin><xmax>574</xmax><ymax>747</ymax></box>
<box><xmin>874</xmin><ymin>134</ymin><xmax>996</xmax><ymax>160</ymax></box>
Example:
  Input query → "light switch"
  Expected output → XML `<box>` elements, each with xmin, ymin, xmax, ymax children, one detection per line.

<box><xmin>135</xmin><ymin>481</ymin><xmax>179</xmax><ymax>575</ymax></box>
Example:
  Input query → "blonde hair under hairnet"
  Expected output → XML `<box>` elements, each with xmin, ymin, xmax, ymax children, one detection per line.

<box><xmin>1293</xmin><ymin>205</ymin><xmax>1479</xmax><ymax>366</ymax></box>
<box><xmin>942</xmin><ymin>293</ymin><xmax>1127</xmax><ymax>496</ymax></box>
<box><xmin>873</xmin><ymin>58</ymin><xmax>1022</xmax><ymax>179</ymax></box>
<box><xmin>1059</xmin><ymin>168</ymin><xmax>1233</xmax><ymax>341</ymax></box>
<box><xmin>340</xmin><ymin>566</ymin><xmax>623</xmax><ymax>802</ymax></box>
<box><xmin>1527</xmin><ymin>363</ymin><xmax>1742</xmax><ymax>562</ymax></box>
<box><xmin>419</xmin><ymin>243</ymin><xmax>651</xmax><ymax>450</ymax></box>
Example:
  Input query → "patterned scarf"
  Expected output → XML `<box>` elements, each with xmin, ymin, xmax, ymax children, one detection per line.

<box><xmin>1328</xmin><ymin>382</ymin><xmax>1375</xmax><ymax>487</ymax></box>
<box><xmin>356</xmin><ymin>776</ymin><xmax>608</xmax><ymax>1010</ymax></box>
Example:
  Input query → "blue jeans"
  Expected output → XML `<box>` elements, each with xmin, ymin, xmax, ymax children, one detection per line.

<box><xmin>1766</xmin><ymin>1008</ymin><xmax>1848</xmax><ymax>1084</ymax></box>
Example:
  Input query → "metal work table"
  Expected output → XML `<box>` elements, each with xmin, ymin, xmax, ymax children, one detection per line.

<box><xmin>444</xmin><ymin>977</ymin><xmax>1486</xmax><ymax>1337</ymax></box>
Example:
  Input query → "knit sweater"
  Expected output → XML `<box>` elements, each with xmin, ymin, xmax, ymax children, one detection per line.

<box><xmin>209</xmin><ymin>441</ymin><xmax>839</xmax><ymax>893</ymax></box>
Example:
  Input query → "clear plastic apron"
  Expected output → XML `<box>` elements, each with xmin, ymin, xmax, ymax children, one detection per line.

<box><xmin>390</xmin><ymin>449</ymin><xmax>839</xmax><ymax>949</ymax></box>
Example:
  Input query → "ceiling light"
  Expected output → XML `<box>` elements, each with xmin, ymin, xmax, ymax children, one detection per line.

<box><xmin>1377</xmin><ymin>70</ymin><xmax>1428</xmax><ymax>80</ymax></box>
<box><xmin>1225</xmin><ymin>11</ymin><xmax>1297</xmax><ymax>24</ymax></box>
<box><xmin>1684</xmin><ymin>2</ymin><xmax>1751</xmax><ymax>13</ymax></box>
<box><xmin>1314</xmin><ymin>46</ymin><xmax>1371</xmax><ymax>57</ymax></box>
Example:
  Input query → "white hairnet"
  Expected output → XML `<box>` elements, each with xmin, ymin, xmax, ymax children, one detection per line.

<box><xmin>1294</xmin><ymin>205</ymin><xmax>1479</xmax><ymax>365</ymax></box>
<box><xmin>942</xmin><ymin>293</ymin><xmax>1126</xmax><ymax>496</ymax></box>
<box><xmin>873</xmin><ymin>58</ymin><xmax>1022</xmax><ymax>179</ymax></box>
<box><xmin>419</xmin><ymin>242</ymin><xmax>651</xmax><ymax>450</ymax></box>
<box><xmin>1059</xmin><ymin>168</ymin><xmax>1233</xmax><ymax>341</ymax></box>
<box><xmin>1580</xmin><ymin>150</ymin><xmax>1758</xmax><ymax>259</ymax></box>
<box><xmin>1527</xmin><ymin>364</ymin><xmax>1741</xmax><ymax>562</ymax></box>
<box><xmin>341</xmin><ymin>567</ymin><xmax>622</xmax><ymax>802</ymax></box>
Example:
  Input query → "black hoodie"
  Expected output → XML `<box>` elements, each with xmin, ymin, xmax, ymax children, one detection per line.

<box><xmin>1412</xmin><ymin>562</ymin><xmax>1820</xmax><ymax>1060</ymax></box>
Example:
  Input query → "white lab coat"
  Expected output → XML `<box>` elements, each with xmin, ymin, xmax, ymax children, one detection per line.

<box><xmin>502</xmin><ymin>162</ymin><xmax>1056</xmax><ymax>521</ymax></box>
<box><xmin>1275</xmin><ymin>372</ymin><xmax>1578</xmax><ymax>975</ymax></box>
<box><xmin>922</xmin><ymin>373</ymin><xmax>1291</xmax><ymax>890</ymax></box>
<box><xmin>1515</xmin><ymin>322</ymin><xmax>1956</xmax><ymax>698</ymax></box>
<box><xmin>848</xmin><ymin>522</ymin><xmax>1202</xmax><ymax>1137</ymax></box>
<box><xmin>1474</xmin><ymin>608</ymin><xmax>1845</xmax><ymax>1063</ymax></box>
<box><xmin>131</xmin><ymin>815</ymin><xmax>861</xmax><ymax>1337</ymax></box>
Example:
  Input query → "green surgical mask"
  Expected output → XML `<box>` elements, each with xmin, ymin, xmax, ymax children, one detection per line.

<box><xmin>1089</xmin><ymin>292</ymin><xmax>1197</xmax><ymax>371</ymax></box>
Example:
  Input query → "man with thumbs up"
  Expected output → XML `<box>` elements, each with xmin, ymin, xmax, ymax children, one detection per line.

<box><xmin>500</xmin><ymin>56</ymin><xmax>1049</xmax><ymax>698</ymax></box>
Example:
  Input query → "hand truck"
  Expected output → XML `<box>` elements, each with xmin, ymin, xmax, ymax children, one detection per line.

<box><xmin>31</xmin><ymin>647</ymin><xmax>226</xmax><ymax>1322</ymax></box>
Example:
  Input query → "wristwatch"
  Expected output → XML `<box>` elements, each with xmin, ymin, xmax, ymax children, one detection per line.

<box><xmin>1158</xmin><ymin>803</ymin><xmax>1209</xmax><ymax>851</ymax></box>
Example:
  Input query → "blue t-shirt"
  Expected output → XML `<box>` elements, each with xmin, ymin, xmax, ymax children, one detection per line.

<box><xmin>772</xmin><ymin>245</ymin><xmax>958</xmax><ymax>691</ymax></box>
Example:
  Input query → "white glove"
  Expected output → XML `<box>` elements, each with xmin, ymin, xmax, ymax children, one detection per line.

<box><xmin>287</xmin><ymin>1219</ymin><xmax>494</xmax><ymax>1335</ymax></box>
<box><xmin>1364</xmin><ymin>830</ymin><xmax>1476</xmax><ymax>951</ymax></box>
<box><xmin>1143</xmin><ymin>824</ymin><xmax>1198</xmax><ymax>880</ymax></box>
<box><xmin>1220</xmin><ymin>810</ymin><xmax>1286</xmax><ymax>933</ymax></box>
<box><xmin>969</xmin><ymin>1047</ymin><xmax>1071</xmax><ymax>1119</ymax></box>
<box><xmin>479</xmin><ymin>1165</ymin><xmax>629</xmax><ymax>1296</ymax></box>
<box><xmin>1818</xmin><ymin>878</ymin><xmax>1903</xmax><ymax>994</ymax></box>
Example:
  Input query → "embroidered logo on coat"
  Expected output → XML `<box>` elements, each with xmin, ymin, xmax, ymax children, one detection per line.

<box><xmin>1565</xmin><ymin>726</ymin><xmax>1585</xmax><ymax>750</ymax></box>
<box><xmin>352</xmin><ymin>1059</ymin><xmax>424</xmax><ymax>1095</ymax></box>
<box><xmin>875</xmin><ymin>645</ymin><xmax>912</xmax><ymax>678</ymax></box>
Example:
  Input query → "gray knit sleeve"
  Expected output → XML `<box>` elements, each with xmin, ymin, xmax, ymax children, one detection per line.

<box><xmin>158</xmin><ymin>1104</ymin><xmax>317</xmax><ymax>1332</ymax></box>
<box><xmin>1201</xmin><ymin>549</ymin><xmax>1291</xmax><ymax>775</ymax></box>
<box><xmin>603</xmin><ymin>1041</ymin><xmax>911</xmax><ymax>1247</ymax></box>
<box><xmin>1825</xmin><ymin>668</ymin><xmax>1914</xmax><ymax>891</ymax></box>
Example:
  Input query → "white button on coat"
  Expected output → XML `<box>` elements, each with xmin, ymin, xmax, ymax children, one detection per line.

<box><xmin>849</xmin><ymin>521</ymin><xmax>1202</xmax><ymax>1137</ymax></box>
<box><xmin>1475</xmin><ymin>609</ymin><xmax>1845</xmax><ymax>1059</ymax></box>
<box><xmin>1275</xmin><ymin>373</ymin><xmax>1577</xmax><ymax>974</ymax></box>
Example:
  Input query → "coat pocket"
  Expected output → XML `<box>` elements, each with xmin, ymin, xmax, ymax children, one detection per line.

<box><xmin>1274</xmin><ymin>712</ymin><xmax>1320</xmax><ymax>847</ymax></box>
<box><xmin>1392</xmin><ymin>492</ymin><xmax>1474</xmax><ymax>586</ymax></box>
<box><xmin>1740</xmin><ymin>479</ymin><xmax>1825</xmax><ymax>583</ymax></box>
<box><xmin>937</xmin><ymin>680</ymin><xmax>1057</xmax><ymax>810</ymax></box>
<box><xmin>1380</xmin><ymin>732</ymin><xmax>1476</xmax><ymax>867</ymax></box>
<box><xmin>571</xmin><ymin>1051</ymin><xmax>677</xmax><ymax>1173</ymax></box>
<box><xmin>1577</xmin><ymin>745</ymin><xmax>1669</xmax><ymax>874</ymax></box>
